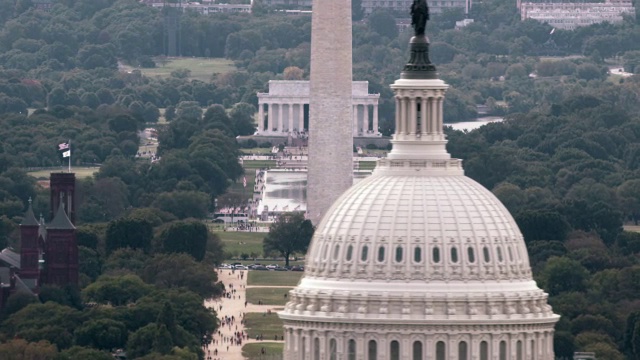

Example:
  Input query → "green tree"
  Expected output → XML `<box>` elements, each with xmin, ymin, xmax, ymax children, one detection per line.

<box><xmin>142</xmin><ymin>253</ymin><xmax>222</xmax><ymax>299</ymax></box>
<box><xmin>105</xmin><ymin>218</ymin><xmax>153</xmax><ymax>255</ymax></box>
<box><xmin>0</xmin><ymin>339</ymin><xmax>58</xmax><ymax>360</ymax></box>
<box><xmin>158</xmin><ymin>220</ymin><xmax>208</xmax><ymax>261</ymax></box>
<box><xmin>538</xmin><ymin>256</ymin><xmax>590</xmax><ymax>296</ymax></box>
<box><xmin>367</xmin><ymin>10</ymin><xmax>398</xmax><ymax>39</ymax></box>
<box><xmin>58</xmin><ymin>346</ymin><xmax>113</xmax><ymax>360</ymax></box>
<box><xmin>82</xmin><ymin>274</ymin><xmax>154</xmax><ymax>306</ymax></box>
<box><xmin>73</xmin><ymin>318</ymin><xmax>128</xmax><ymax>350</ymax></box>
<box><xmin>263</xmin><ymin>212</ymin><xmax>314</xmax><ymax>267</ymax></box>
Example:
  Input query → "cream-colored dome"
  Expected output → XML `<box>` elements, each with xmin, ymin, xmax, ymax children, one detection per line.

<box><xmin>306</xmin><ymin>170</ymin><xmax>533</xmax><ymax>285</ymax></box>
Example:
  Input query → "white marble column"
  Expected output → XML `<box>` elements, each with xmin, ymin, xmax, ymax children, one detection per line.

<box><xmin>409</xmin><ymin>97</ymin><xmax>417</xmax><ymax>135</ymax></box>
<box><xmin>288</xmin><ymin>103</ymin><xmax>294</xmax><ymax>132</ymax></box>
<box><xmin>278</xmin><ymin>104</ymin><xmax>284</xmax><ymax>132</ymax></box>
<box><xmin>399</xmin><ymin>97</ymin><xmax>407</xmax><ymax>137</ymax></box>
<box><xmin>430</xmin><ymin>97</ymin><xmax>437</xmax><ymax>134</ymax></box>
<box><xmin>394</xmin><ymin>97</ymin><xmax>400</xmax><ymax>139</ymax></box>
<box><xmin>364</xmin><ymin>103</ymin><xmax>370</xmax><ymax>132</ymax></box>
<box><xmin>258</xmin><ymin>103</ymin><xmax>264</xmax><ymax>131</ymax></box>
<box><xmin>267</xmin><ymin>103</ymin><xmax>273</xmax><ymax>133</ymax></box>
<box><xmin>353</xmin><ymin>104</ymin><xmax>358</xmax><ymax>135</ymax></box>
<box><xmin>299</xmin><ymin>104</ymin><xmax>304</xmax><ymax>131</ymax></box>
<box><xmin>420</xmin><ymin>98</ymin><xmax>428</xmax><ymax>135</ymax></box>
<box><xmin>373</xmin><ymin>103</ymin><xmax>379</xmax><ymax>135</ymax></box>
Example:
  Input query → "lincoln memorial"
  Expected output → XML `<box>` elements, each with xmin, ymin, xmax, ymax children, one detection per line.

<box><xmin>256</xmin><ymin>80</ymin><xmax>381</xmax><ymax>137</ymax></box>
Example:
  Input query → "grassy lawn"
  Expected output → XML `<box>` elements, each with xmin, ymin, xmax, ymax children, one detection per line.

<box><xmin>246</xmin><ymin>287</ymin><xmax>293</xmax><ymax>306</ymax></box>
<box><xmin>624</xmin><ymin>225</ymin><xmax>640</xmax><ymax>232</ymax></box>
<box><xmin>212</xmin><ymin>230</ymin><xmax>265</xmax><ymax>258</ymax></box>
<box><xmin>357</xmin><ymin>161</ymin><xmax>377</xmax><ymax>171</ymax></box>
<box><xmin>138</xmin><ymin>57</ymin><xmax>236</xmax><ymax>81</ymax></box>
<box><xmin>243</xmin><ymin>160</ymin><xmax>277</xmax><ymax>170</ymax></box>
<box><xmin>248</xmin><ymin>271</ymin><xmax>303</xmax><ymax>286</ymax></box>
<box><xmin>28</xmin><ymin>167</ymin><xmax>99</xmax><ymax>180</ymax></box>
<box><xmin>241</xmin><ymin>148</ymin><xmax>276</xmax><ymax>154</ymax></box>
<box><xmin>244</xmin><ymin>312</ymin><xmax>284</xmax><ymax>339</ymax></box>
<box><xmin>242</xmin><ymin>342</ymin><xmax>283</xmax><ymax>360</ymax></box>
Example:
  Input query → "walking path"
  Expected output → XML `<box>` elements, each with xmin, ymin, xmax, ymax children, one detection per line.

<box><xmin>204</xmin><ymin>269</ymin><xmax>285</xmax><ymax>360</ymax></box>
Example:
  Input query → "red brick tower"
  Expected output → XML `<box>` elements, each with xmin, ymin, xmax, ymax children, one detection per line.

<box><xmin>19</xmin><ymin>198</ymin><xmax>41</xmax><ymax>289</ymax></box>
<box><xmin>44</xmin><ymin>201</ymin><xmax>78</xmax><ymax>287</ymax></box>
<box><xmin>49</xmin><ymin>173</ymin><xmax>76</xmax><ymax>225</ymax></box>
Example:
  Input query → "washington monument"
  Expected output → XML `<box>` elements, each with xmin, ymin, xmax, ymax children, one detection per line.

<box><xmin>307</xmin><ymin>0</ymin><xmax>354</xmax><ymax>225</ymax></box>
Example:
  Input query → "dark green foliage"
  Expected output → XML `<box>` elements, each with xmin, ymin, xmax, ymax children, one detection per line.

<box><xmin>2</xmin><ymin>290</ymin><xmax>38</xmax><ymax>318</ymax></box>
<box><xmin>105</xmin><ymin>218</ymin><xmax>153</xmax><ymax>255</ymax></box>
<box><xmin>82</xmin><ymin>274</ymin><xmax>153</xmax><ymax>306</ymax></box>
<box><xmin>141</xmin><ymin>253</ymin><xmax>223</xmax><ymax>299</ymax></box>
<box><xmin>73</xmin><ymin>319</ymin><xmax>128</xmax><ymax>350</ymax></box>
<box><xmin>263</xmin><ymin>212</ymin><xmax>315</xmax><ymax>267</ymax></box>
<box><xmin>57</xmin><ymin>346</ymin><xmax>114</xmax><ymax>360</ymax></box>
<box><xmin>158</xmin><ymin>220</ymin><xmax>208</xmax><ymax>261</ymax></box>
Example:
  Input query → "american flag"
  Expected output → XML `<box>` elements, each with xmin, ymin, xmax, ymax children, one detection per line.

<box><xmin>58</xmin><ymin>143</ymin><xmax>69</xmax><ymax>150</ymax></box>
<box><xmin>243</xmin><ymin>176</ymin><xmax>247</xmax><ymax>188</ymax></box>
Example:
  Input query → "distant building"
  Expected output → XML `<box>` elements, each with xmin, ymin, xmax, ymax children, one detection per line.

<box><xmin>145</xmin><ymin>2</ymin><xmax>252</xmax><ymax>14</ymax></box>
<box><xmin>520</xmin><ymin>0</ymin><xmax>635</xmax><ymax>30</ymax></box>
<box><xmin>363</xmin><ymin>0</ymin><xmax>472</xmax><ymax>15</ymax></box>
<box><xmin>0</xmin><ymin>172</ymin><xmax>78</xmax><ymax>307</ymax></box>
<box><xmin>260</xmin><ymin>0</ymin><xmax>311</xmax><ymax>7</ymax></box>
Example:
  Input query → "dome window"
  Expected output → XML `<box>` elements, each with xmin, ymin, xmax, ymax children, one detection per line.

<box><xmin>499</xmin><ymin>341</ymin><xmax>507</xmax><ymax>360</ymax></box>
<box><xmin>413</xmin><ymin>341</ymin><xmax>423</xmax><ymax>360</ymax></box>
<box><xmin>330</xmin><ymin>338</ymin><xmax>337</xmax><ymax>360</ymax></box>
<box><xmin>458</xmin><ymin>341</ymin><xmax>468</xmax><ymax>360</ymax></box>
<box><xmin>436</xmin><ymin>341</ymin><xmax>446</xmax><ymax>360</ymax></box>
<box><xmin>314</xmin><ymin>338</ymin><xmax>320</xmax><ymax>360</ymax></box>
<box><xmin>348</xmin><ymin>339</ymin><xmax>356</xmax><ymax>360</ymax></box>
<box><xmin>516</xmin><ymin>340</ymin><xmax>522</xmax><ymax>360</ymax></box>
<box><xmin>346</xmin><ymin>245</ymin><xmax>353</xmax><ymax>261</ymax></box>
<box><xmin>480</xmin><ymin>341</ymin><xmax>488</xmax><ymax>360</ymax></box>
<box><xmin>508</xmin><ymin>247</ymin><xmax>514</xmax><ymax>262</ymax></box>
<box><xmin>361</xmin><ymin>245</ymin><xmax>369</xmax><ymax>262</ymax></box>
<box><xmin>433</xmin><ymin>247</ymin><xmax>441</xmax><ymax>263</ymax></box>
<box><xmin>467</xmin><ymin>247</ymin><xmax>475</xmax><ymax>263</ymax></box>
<box><xmin>483</xmin><ymin>246</ymin><xmax>490</xmax><ymax>263</ymax></box>
<box><xmin>390</xmin><ymin>340</ymin><xmax>400</xmax><ymax>360</ymax></box>
<box><xmin>377</xmin><ymin>246</ymin><xmax>386</xmax><ymax>262</ymax></box>
<box><xmin>414</xmin><ymin>247</ymin><xmax>422</xmax><ymax>263</ymax></box>
<box><xmin>497</xmin><ymin>247</ymin><xmax>504</xmax><ymax>263</ymax></box>
<box><xmin>451</xmin><ymin>247</ymin><xmax>459</xmax><ymax>263</ymax></box>
<box><xmin>333</xmin><ymin>245</ymin><xmax>340</xmax><ymax>261</ymax></box>
<box><xmin>368</xmin><ymin>340</ymin><xmax>377</xmax><ymax>360</ymax></box>
<box><xmin>395</xmin><ymin>246</ymin><xmax>403</xmax><ymax>263</ymax></box>
<box><xmin>323</xmin><ymin>244</ymin><xmax>330</xmax><ymax>260</ymax></box>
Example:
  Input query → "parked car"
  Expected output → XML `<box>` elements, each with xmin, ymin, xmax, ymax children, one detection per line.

<box><xmin>274</xmin><ymin>266</ymin><xmax>288</xmax><ymax>271</ymax></box>
<box><xmin>266</xmin><ymin>264</ymin><xmax>278</xmax><ymax>270</ymax></box>
<box><xmin>290</xmin><ymin>266</ymin><xmax>304</xmax><ymax>271</ymax></box>
<box><xmin>253</xmin><ymin>265</ymin><xmax>268</xmax><ymax>271</ymax></box>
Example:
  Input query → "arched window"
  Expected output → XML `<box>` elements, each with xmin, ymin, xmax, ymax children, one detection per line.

<box><xmin>433</xmin><ymin>247</ymin><xmax>441</xmax><ymax>263</ymax></box>
<box><xmin>516</xmin><ymin>340</ymin><xmax>522</xmax><ymax>360</ymax></box>
<box><xmin>348</xmin><ymin>339</ymin><xmax>356</xmax><ymax>360</ymax></box>
<box><xmin>377</xmin><ymin>246</ymin><xmax>385</xmax><ymax>262</ymax></box>
<box><xmin>314</xmin><ymin>338</ymin><xmax>320</xmax><ymax>360</ymax></box>
<box><xmin>531</xmin><ymin>340</ymin><xmax>536</xmax><ymax>360</ymax></box>
<box><xmin>499</xmin><ymin>341</ymin><xmax>506</xmax><ymax>360</ymax></box>
<box><xmin>329</xmin><ymin>339</ymin><xmax>337</xmax><ymax>360</ymax></box>
<box><xmin>302</xmin><ymin>337</ymin><xmax>307</xmax><ymax>360</ymax></box>
<box><xmin>333</xmin><ymin>245</ymin><xmax>340</xmax><ymax>261</ymax></box>
<box><xmin>346</xmin><ymin>245</ymin><xmax>353</xmax><ymax>261</ymax></box>
<box><xmin>436</xmin><ymin>341</ymin><xmax>445</xmax><ymax>360</ymax></box>
<box><xmin>395</xmin><ymin>246</ymin><xmax>403</xmax><ymax>262</ymax></box>
<box><xmin>508</xmin><ymin>246</ymin><xmax>514</xmax><ymax>262</ymax></box>
<box><xmin>323</xmin><ymin>244</ymin><xmax>329</xmax><ymax>260</ymax></box>
<box><xmin>467</xmin><ymin>247</ymin><xmax>475</xmax><ymax>263</ymax></box>
<box><xmin>458</xmin><ymin>341</ymin><xmax>468</xmax><ymax>360</ymax></box>
<box><xmin>483</xmin><ymin>246</ymin><xmax>490</xmax><ymax>262</ymax></box>
<box><xmin>414</xmin><ymin>247</ymin><xmax>422</xmax><ymax>263</ymax></box>
<box><xmin>480</xmin><ymin>341</ymin><xmax>488</xmax><ymax>360</ymax></box>
<box><xmin>368</xmin><ymin>340</ymin><xmax>377</xmax><ymax>360</ymax></box>
<box><xmin>390</xmin><ymin>340</ymin><xmax>400</xmax><ymax>360</ymax></box>
<box><xmin>361</xmin><ymin>245</ymin><xmax>369</xmax><ymax>262</ymax></box>
<box><xmin>413</xmin><ymin>341</ymin><xmax>423</xmax><ymax>360</ymax></box>
<box><xmin>497</xmin><ymin>246</ymin><xmax>504</xmax><ymax>262</ymax></box>
<box><xmin>451</xmin><ymin>247</ymin><xmax>459</xmax><ymax>263</ymax></box>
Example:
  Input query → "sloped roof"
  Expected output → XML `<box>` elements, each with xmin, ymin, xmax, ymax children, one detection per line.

<box><xmin>47</xmin><ymin>202</ymin><xmax>75</xmax><ymax>230</ymax></box>
<box><xmin>21</xmin><ymin>202</ymin><xmax>39</xmax><ymax>227</ymax></box>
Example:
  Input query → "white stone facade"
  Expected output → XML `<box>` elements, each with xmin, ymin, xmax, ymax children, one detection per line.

<box><xmin>520</xmin><ymin>0</ymin><xmax>635</xmax><ymax>30</ymax></box>
<box><xmin>257</xmin><ymin>81</ymin><xmax>381</xmax><ymax>137</ymax></box>
<box><xmin>281</xmin><ymin>37</ymin><xmax>559</xmax><ymax>359</ymax></box>
<box><xmin>363</xmin><ymin>0</ymin><xmax>472</xmax><ymax>15</ymax></box>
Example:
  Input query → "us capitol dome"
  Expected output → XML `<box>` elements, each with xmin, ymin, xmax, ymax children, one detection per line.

<box><xmin>279</xmin><ymin>19</ymin><xmax>560</xmax><ymax>360</ymax></box>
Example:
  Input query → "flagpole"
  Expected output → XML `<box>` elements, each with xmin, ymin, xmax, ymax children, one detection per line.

<box><xmin>68</xmin><ymin>139</ymin><xmax>71</xmax><ymax>173</ymax></box>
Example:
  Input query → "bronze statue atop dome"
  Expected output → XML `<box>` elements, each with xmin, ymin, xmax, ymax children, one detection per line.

<box><xmin>411</xmin><ymin>0</ymin><xmax>429</xmax><ymax>36</ymax></box>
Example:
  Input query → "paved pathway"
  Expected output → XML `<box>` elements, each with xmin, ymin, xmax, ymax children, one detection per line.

<box><xmin>204</xmin><ymin>269</ymin><xmax>285</xmax><ymax>360</ymax></box>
